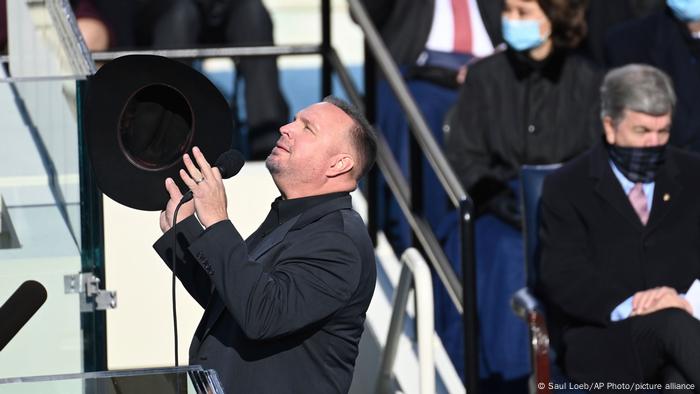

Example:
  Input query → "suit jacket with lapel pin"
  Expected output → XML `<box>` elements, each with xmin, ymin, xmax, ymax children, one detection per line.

<box><xmin>539</xmin><ymin>141</ymin><xmax>700</xmax><ymax>380</ymax></box>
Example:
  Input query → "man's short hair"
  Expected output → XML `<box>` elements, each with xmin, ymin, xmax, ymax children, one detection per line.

<box><xmin>600</xmin><ymin>64</ymin><xmax>676</xmax><ymax>126</ymax></box>
<box><xmin>322</xmin><ymin>95</ymin><xmax>377</xmax><ymax>180</ymax></box>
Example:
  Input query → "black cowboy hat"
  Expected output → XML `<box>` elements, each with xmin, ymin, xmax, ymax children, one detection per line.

<box><xmin>83</xmin><ymin>55</ymin><xmax>233</xmax><ymax>211</ymax></box>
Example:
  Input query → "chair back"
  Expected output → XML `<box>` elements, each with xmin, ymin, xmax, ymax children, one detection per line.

<box><xmin>520</xmin><ymin>164</ymin><xmax>562</xmax><ymax>290</ymax></box>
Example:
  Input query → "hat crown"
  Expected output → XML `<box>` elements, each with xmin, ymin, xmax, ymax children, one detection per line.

<box><xmin>119</xmin><ymin>84</ymin><xmax>194</xmax><ymax>171</ymax></box>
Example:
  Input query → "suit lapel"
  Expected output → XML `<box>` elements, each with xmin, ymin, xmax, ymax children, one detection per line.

<box><xmin>248</xmin><ymin>214</ymin><xmax>301</xmax><ymax>261</ymax></box>
<box><xmin>476</xmin><ymin>0</ymin><xmax>503</xmax><ymax>46</ymax></box>
<box><xmin>590</xmin><ymin>144</ymin><xmax>645</xmax><ymax>230</ymax></box>
<box><xmin>200</xmin><ymin>214</ymin><xmax>302</xmax><ymax>339</ymax></box>
<box><xmin>645</xmin><ymin>153</ymin><xmax>682</xmax><ymax>233</ymax></box>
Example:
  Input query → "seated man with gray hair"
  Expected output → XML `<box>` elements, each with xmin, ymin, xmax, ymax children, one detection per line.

<box><xmin>540</xmin><ymin>64</ymin><xmax>700</xmax><ymax>390</ymax></box>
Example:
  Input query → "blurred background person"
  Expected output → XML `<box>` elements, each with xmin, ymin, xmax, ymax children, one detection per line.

<box><xmin>95</xmin><ymin>0</ymin><xmax>290</xmax><ymax>160</ymax></box>
<box><xmin>72</xmin><ymin>0</ymin><xmax>112</xmax><ymax>51</ymax></box>
<box><xmin>0</xmin><ymin>0</ymin><xmax>113</xmax><ymax>53</ymax></box>
<box><xmin>443</xmin><ymin>0</ymin><xmax>602</xmax><ymax>389</ymax></box>
<box><xmin>580</xmin><ymin>0</ymin><xmax>663</xmax><ymax>65</ymax></box>
<box><xmin>360</xmin><ymin>0</ymin><xmax>504</xmax><ymax>253</ymax></box>
<box><xmin>605</xmin><ymin>0</ymin><xmax>700</xmax><ymax>153</ymax></box>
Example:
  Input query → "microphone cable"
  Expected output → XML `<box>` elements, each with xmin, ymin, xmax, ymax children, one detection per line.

<box><xmin>167</xmin><ymin>149</ymin><xmax>244</xmax><ymax>368</ymax></box>
<box><xmin>171</xmin><ymin>200</ymin><xmax>188</xmax><ymax>367</ymax></box>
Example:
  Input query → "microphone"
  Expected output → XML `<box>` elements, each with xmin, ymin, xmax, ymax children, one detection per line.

<box><xmin>180</xmin><ymin>149</ymin><xmax>245</xmax><ymax>204</ymax></box>
<box><xmin>0</xmin><ymin>280</ymin><xmax>48</xmax><ymax>351</ymax></box>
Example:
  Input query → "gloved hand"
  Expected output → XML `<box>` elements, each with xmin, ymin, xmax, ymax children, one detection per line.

<box><xmin>485</xmin><ymin>192</ymin><xmax>522</xmax><ymax>231</ymax></box>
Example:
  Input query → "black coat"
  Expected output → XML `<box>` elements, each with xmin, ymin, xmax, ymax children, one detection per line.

<box><xmin>582</xmin><ymin>0</ymin><xmax>664</xmax><ymax>65</ymax></box>
<box><xmin>539</xmin><ymin>142</ymin><xmax>700</xmax><ymax>381</ymax></box>
<box><xmin>606</xmin><ymin>8</ymin><xmax>700</xmax><ymax>152</ymax></box>
<box><xmin>154</xmin><ymin>194</ymin><xmax>376</xmax><ymax>394</ymax></box>
<box><xmin>446</xmin><ymin>49</ymin><xmax>603</xmax><ymax>208</ymax></box>
<box><xmin>360</xmin><ymin>0</ymin><xmax>503</xmax><ymax>66</ymax></box>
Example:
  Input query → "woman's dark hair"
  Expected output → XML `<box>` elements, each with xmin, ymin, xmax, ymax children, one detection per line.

<box><xmin>537</xmin><ymin>0</ymin><xmax>589</xmax><ymax>48</ymax></box>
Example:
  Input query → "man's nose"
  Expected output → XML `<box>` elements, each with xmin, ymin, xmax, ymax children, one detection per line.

<box><xmin>645</xmin><ymin>132</ymin><xmax>661</xmax><ymax>147</ymax></box>
<box><xmin>279</xmin><ymin>122</ymin><xmax>292</xmax><ymax>137</ymax></box>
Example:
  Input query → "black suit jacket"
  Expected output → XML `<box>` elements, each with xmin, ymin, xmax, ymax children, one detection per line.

<box><xmin>360</xmin><ymin>0</ymin><xmax>503</xmax><ymax>66</ymax></box>
<box><xmin>154</xmin><ymin>194</ymin><xmax>376</xmax><ymax>393</ymax></box>
<box><xmin>539</xmin><ymin>142</ymin><xmax>700</xmax><ymax>380</ymax></box>
<box><xmin>605</xmin><ymin>8</ymin><xmax>700</xmax><ymax>152</ymax></box>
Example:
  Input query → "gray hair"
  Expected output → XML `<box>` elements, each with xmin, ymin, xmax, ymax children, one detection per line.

<box><xmin>600</xmin><ymin>64</ymin><xmax>676</xmax><ymax>126</ymax></box>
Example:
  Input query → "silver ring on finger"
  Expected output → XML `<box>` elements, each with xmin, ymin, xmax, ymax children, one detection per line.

<box><xmin>195</xmin><ymin>177</ymin><xmax>205</xmax><ymax>184</ymax></box>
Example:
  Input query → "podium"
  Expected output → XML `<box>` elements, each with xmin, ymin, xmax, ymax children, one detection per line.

<box><xmin>0</xmin><ymin>366</ymin><xmax>224</xmax><ymax>393</ymax></box>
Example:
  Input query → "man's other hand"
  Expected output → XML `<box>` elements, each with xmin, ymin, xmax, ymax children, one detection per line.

<box><xmin>159</xmin><ymin>177</ymin><xmax>194</xmax><ymax>233</ymax></box>
<box><xmin>180</xmin><ymin>146</ymin><xmax>229</xmax><ymax>228</ymax></box>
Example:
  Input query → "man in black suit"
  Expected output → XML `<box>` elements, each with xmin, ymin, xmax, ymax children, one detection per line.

<box><xmin>154</xmin><ymin>96</ymin><xmax>377</xmax><ymax>393</ymax></box>
<box><xmin>540</xmin><ymin>64</ymin><xmax>700</xmax><ymax>390</ymax></box>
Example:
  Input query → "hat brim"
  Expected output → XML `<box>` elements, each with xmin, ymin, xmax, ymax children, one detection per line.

<box><xmin>83</xmin><ymin>55</ymin><xmax>233</xmax><ymax>211</ymax></box>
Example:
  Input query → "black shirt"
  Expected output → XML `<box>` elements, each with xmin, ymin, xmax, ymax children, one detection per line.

<box><xmin>247</xmin><ymin>192</ymin><xmax>350</xmax><ymax>250</ymax></box>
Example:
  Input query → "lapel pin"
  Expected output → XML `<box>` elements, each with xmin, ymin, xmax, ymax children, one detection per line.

<box><xmin>663</xmin><ymin>193</ymin><xmax>670</xmax><ymax>202</ymax></box>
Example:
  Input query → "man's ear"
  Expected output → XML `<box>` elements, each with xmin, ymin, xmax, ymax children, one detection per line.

<box><xmin>603</xmin><ymin>116</ymin><xmax>616</xmax><ymax>145</ymax></box>
<box><xmin>327</xmin><ymin>154</ymin><xmax>354</xmax><ymax>177</ymax></box>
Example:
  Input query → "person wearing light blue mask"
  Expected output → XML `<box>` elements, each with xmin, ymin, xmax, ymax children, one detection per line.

<box><xmin>446</xmin><ymin>0</ymin><xmax>601</xmax><ymax>388</ymax></box>
<box><xmin>501</xmin><ymin>0</ymin><xmax>553</xmax><ymax>59</ymax></box>
<box><xmin>668</xmin><ymin>0</ymin><xmax>700</xmax><ymax>22</ymax></box>
<box><xmin>502</xmin><ymin>18</ymin><xmax>548</xmax><ymax>51</ymax></box>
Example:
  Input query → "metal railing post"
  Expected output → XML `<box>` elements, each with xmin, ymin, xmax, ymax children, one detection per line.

<box><xmin>375</xmin><ymin>248</ymin><xmax>435</xmax><ymax>394</ymax></box>
<box><xmin>409</xmin><ymin>132</ymin><xmax>422</xmax><ymax>250</ymax></box>
<box><xmin>321</xmin><ymin>0</ymin><xmax>332</xmax><ymax>97</ymax></box>
<box><xmin>460</xmin><ymin>200</ymin><xmax>478</xmax><ymax>394</ymax></box>
<box><xmin>365</xmin><ymin>42</ymin><xmax>378</xmax><ymax>244</ymax></box>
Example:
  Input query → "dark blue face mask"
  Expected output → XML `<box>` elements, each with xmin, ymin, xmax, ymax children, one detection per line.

<box><xmin>607</xmin><ymin>143</ymin><xmax>667</xmax><ymax>183</ymax></box>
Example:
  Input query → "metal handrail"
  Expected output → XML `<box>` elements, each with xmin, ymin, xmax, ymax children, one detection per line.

<box><xmin>90</xmin><ymin>44</ymin><xmax>322</xmax><ymax>62</ymax></box>
<box><xmin>347</xmin><ymin>1</ymin><xmax>479</xmax><ymax>392</ymax></box>
<box><xmin>347</xmin><ymin>0</ymin><xmax>468</xmax><ymax>208</ymax></box>
<box><xmin>375</xmin><ymin>248</ymin><xmax>435</xmax><ymax>394</ymax></box>
<box><xmin>374</xmin><ymin>133</ymin><xmax>463</xmax><ymax>313</ymax></box>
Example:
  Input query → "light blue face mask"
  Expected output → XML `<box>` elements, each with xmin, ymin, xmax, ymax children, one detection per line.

<box><xmin>502</xmin><ymin>17</ymin><xmax>546</xmax><ymax>52</ymax></box>
<box><xmin>667</xmin><ymin>0</ymin><xmax>700</xmax><ymax>22</ymax></box>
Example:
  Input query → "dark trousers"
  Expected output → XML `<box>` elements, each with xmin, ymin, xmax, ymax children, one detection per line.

<box><xmin>566</xmin><ymin>308</ymin><xmax>700</xmax><ymax>394</ymax></box>
<box><xmin>632</xmin><ymin>309</ymin><xmax>700</xmax><ymax>393</ymax></box>
<box><xmin>139</xmin><ymin>0</ymin><xmax>289</xmax><ymax>157</ymax></box>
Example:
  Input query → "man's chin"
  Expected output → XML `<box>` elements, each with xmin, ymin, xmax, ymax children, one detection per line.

<box><xmin>265</xmin><ymin>156</ymin><xmax>281</xmax><ymax>174</ymax></box>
